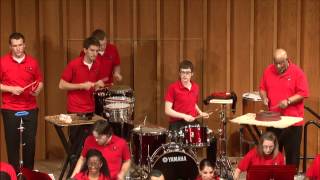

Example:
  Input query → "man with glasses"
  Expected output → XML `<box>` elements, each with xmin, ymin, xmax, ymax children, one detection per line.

<box><xmin>165</xmin><ymin>59</ymin><xmax>209</xmax><ymax>131</ymax></box>
<box><xmin>259</xmin><ymin>48</ymin><xmax>309</xmax><ymax>167</ymax></box>
<box><xmin>71</xmin><ymin>120</ymin><xmax>131</xmax><ymax>180</ymax></box>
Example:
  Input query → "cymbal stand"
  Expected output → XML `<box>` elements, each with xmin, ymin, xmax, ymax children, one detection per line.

<box><xmin>215</xmin><ymin>104</ymin><xmax>233</xmax><ymax>179</ymax></box>
<box><xmin>16</xmin><ymin>111</ymin><xmax>29</xmax><ymax>180</ymax></box>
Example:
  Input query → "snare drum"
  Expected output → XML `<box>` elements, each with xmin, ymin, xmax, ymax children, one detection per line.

<box><xmin>131</xmin><ymin>127</ymin><xmax>167</xmax><ymax>166</ymax></box>
<box><xmin>94</xmin><ymin>88</ymin><xmax>110</xmax><ymax>116</ymax></box>
<box><xmin>104</xmin><ymin>102</ymin><xmax>131</xmax><ymax>123</ymax></box>
<box><xmin>180</xmin><ymin>124</ymin><xmax>210</xmax><ymax>147</ymax></box>
<box><xmin>151</xmin><ymin>146</ymin><xmax>198</xmax><ymax>180</ymax></box>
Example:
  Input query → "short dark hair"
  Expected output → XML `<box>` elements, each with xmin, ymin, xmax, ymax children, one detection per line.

<box><xmin>9</xmin><ymin>32</ymin><xmax>25</xmax><ymax>44</ymax></box>
<box><xmin>83</xmin><ymin>36</ymin><xmax>100</xmax><ymax>49</ymax></box>
<box><xmin>92</xmin><ymin>120</ymin><xmax>113</xmax><ymax>136</ymax></box>
<box><xmin>148</xmin><ymin>169</ymin><xmax>163</xmax><ymax>179</ymax></box>
<box><xmin>199</xmin><ymin>158</ymin><xmax>214</xmax><ymax>171</ymax></box>
<box><xmin>91</xmin><ymin>29</ymin><xmax>106</xmax><ymax>41</ymax></box>
<box><xmin>179</xmin><ymin>59</ymin><xmax>194</xmax><ymax>72</ymax></box>
<box><xmin>0</xmin><ymin>171</ymin><xmax>11</xmax><ymax>180</ymax></box>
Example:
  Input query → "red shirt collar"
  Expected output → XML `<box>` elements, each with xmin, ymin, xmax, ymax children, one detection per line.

<box><xmin>178</xmin><ymin>80</ymin><xmax>195</xmax><ymax>90</ymax></box>
<box><xmin>10</xmin><ymin>51</ymin><xmax>26</xmax><ymax>63</ymax></box>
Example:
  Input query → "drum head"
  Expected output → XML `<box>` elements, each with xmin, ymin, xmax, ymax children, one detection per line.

<box><xmin>132</xmin><ymin>126</ymin><xmax>167</xmax><ymax>135</ymax></box>
<box><xmin>109</xmin><ymin>85</ymin><xmax>132</xmax><ymax>93</ymax></box>
<box><xmin>152</xmin><ymin>151</ymin><xmax>198</xmax><ymax>180</ymax></box>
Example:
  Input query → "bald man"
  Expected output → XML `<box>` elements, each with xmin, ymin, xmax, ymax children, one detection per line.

<box><xmin>259</xmin><ymin>48</ymin><xmax>309</xmax><ymax>167</ymax></box>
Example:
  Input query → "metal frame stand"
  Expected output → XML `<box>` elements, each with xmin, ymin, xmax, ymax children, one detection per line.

<box><xmin>215</xmin><ymin>104</ymin><xmax>233</xmax><ymax>179</ymax></box>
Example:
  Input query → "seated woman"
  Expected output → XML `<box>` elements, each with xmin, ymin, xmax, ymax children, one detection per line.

<box><xmin>74</xmin><ymin>149</ymin><xmax>110</xmax><ymax>180</ymax></box>
<box><xmin>306</xmin><ymin>154</ymin><xmax>320</xmax><ymax>180</ymax></box>
<box><xmin>233</xmin><ymin>131</ymin><xmax>285</xmax><ymax>180</ymax></box>
<box><xmin>195</xmin><ymin>159</ymin><xmax>217</xmax><ymax>180</ymax></box>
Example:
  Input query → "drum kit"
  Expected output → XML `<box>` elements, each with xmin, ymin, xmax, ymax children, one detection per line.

<box><xmin>94</xmin><ymin>86</ymin><xmax>237</xmax><ymax>179</ymax></box>
<box><xmin>129</xmin><ymin>122</ymin><xmax>212</xmax><ymax>179</ymax></box>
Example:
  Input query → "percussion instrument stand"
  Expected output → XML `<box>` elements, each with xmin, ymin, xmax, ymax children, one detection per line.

<box><xmin>215</xmin><ymin>104</ymin><xmax>233</xmax><ymax>179</ymax></box>
<box><xmin>15</xmin><ymin>111</ymin><xmax>29</xmax><ymax>180</ymax></box>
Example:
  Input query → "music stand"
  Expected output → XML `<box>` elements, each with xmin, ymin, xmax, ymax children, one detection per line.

<box><xmin>247</xmin><ymin>165</ymin><xmax>296</xmax><ymax>180</ymax></box>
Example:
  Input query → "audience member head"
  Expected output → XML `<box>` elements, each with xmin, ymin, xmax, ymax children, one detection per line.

<box><xmin>257</xmin><ymin>131</ymin><xmax>279</xmax><ymax>158</ymax></box>
<box><xmin>199</xmin><ymin>159</ymin><xmax>215</xmax><ymax>180</ymax></box>
<box><xmin>148</xmin><ymin>169</ymin><xmax>165</xmax><ymax>180</ymax></box>
<box><xmin>81</xmin><ymin>149</ymin><xmax>110</xmax><ymax>177</ymax></box>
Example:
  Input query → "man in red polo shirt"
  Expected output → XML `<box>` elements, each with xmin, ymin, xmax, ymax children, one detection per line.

<box><xmin>0</xmin><ymin>32</ymin><xmax>43</xmax><ymax>171</ymax></box>
<box><xmin>259</xmin><ymin>48</ymin><xmax>309</xmax><ymax>167</ymax></box>
<box><xmin>90</xmin><ymin>29</ymin><xmax>122</xmax><ymax>84</ymax></box>
<box><xmin>71</xmin><ymin>120</ymin><xmax>131</xmax><ymax>180</ymax></box>
<box><xmin>165</xmin><ymin>59</ymin><xmax>209</xmax><ymax>131</ymax></box>
<box><xmin>59</xmin><ymin>36</ymin><xmax>104</xmax><ymax>176</ymax></box>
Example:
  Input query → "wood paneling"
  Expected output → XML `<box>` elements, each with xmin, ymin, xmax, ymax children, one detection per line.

<box><xmin>0</xmin><ymin>0</ymin><xmax>319</xmax><ymax>165</ymax></box>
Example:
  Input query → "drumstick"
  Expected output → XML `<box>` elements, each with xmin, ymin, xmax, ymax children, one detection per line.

<box><xmin>23</xmin><ymin>81</ymin><xmax>37</xmax><ymax>90</ymax></box>
<box><xmin>194</xmin><ymin>111</ymin><xmax>213</xmax><ymax>119</ymax></box>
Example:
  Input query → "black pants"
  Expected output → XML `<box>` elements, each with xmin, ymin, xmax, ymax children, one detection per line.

<box><xmin>267</xmin><ymin>126</ymin><xmax>302</xmax><ymax>167</ymax></box>
<box><xmin>2</xmin><ymin>109</ymin><xmax>38</xmax><ymax>172</ymax></box>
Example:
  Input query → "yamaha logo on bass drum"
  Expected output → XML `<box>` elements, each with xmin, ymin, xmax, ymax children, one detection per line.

<box><xmin>162</xmin><ymin>155</ymin><xmax>187</xmax><ymax>163</ymax></box>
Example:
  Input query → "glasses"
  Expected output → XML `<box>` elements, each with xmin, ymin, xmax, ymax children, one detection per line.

<box><xmin>273</xmin><ymin>58</ymin><xmax>287</xmax><ymax>66</ymax></box>
<box><xmin>179</xmin><ymin>71</ymin><xmax>192</xmax><ymax>75</ymax></box>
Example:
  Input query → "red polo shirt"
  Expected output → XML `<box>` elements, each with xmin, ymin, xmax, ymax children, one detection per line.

<box><xmin>259</xmin><ymin>60</ymin><xmax>309</xmax><ymax>126</ymax></box>
<box><xmin>80</xmin><ymin>44</ymin><xmax>120</xmax><ymax>84</ymax></box>
<box><xmin>237</xmin><ymin>147</ymin><xmax>285</xmax><ymax>171</ymax></box>
<box><xmin>61</xmin><ymin>56</ymin><xmax>103</xmax><ymax>113</ymax></box>
<box><xmin>165</xmin><ymin>80</ymin><xmax>199</xmax><ymax>123</ymax></box>
<box><xmin>81</xmin><ymin>135</ymin><xmax>131</xmax><ymax>180</ymax></box>
<box><xmin>306</xmin><ymin>154</ymin><xmax>320</xmax><ymax>180</ymax></box>
<box><xmin>0</xmin><ymin>53</ymin><xmax>43</xmax><ymax>110</ymax></box>
<box><xmin>0</xmin><ymin>162</ymin><xmax>17</xmax><ymax>180</ymax></box>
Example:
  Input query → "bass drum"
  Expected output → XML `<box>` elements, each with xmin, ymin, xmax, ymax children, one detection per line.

<box><xmin>151</xmin><ymin>148</ymin><xmax>198</xmax><ymax>180</ymax></box>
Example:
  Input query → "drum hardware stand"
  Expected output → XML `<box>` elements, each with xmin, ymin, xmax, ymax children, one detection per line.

<box><xmin>15</xmin><ymin>111</ymin><xmax>29</xmax><ymax>180</ymax></box>
<box><xmin>215</xmin><ymin>103</ymin><xmax>234</xmax><ymax>179</ymax></box>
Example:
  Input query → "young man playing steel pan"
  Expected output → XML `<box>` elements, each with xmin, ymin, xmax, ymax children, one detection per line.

<box><xmin>164</xmin><ymin>59</ymin><xmax>209</xmax><ymax>131</ymax></box>
<box><xmin>59</xmin><ymin>36</ymin><xmax>105</xmax><ymax>176</ymax></box>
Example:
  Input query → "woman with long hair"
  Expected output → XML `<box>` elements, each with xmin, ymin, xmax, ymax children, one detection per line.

<box><xmin>195</xmin><ymin>159</ymin><xmax>218</xmax><ymax>180</ymax></box>
<box><xmin>74</xmin><ymin>149</ymin><xmax>110</xmax><ymax>180</ymax></box>
<box><xmin>233</xmin><ymin>131</ymin><xmax>285</xmax><ymax>180</ymax></box>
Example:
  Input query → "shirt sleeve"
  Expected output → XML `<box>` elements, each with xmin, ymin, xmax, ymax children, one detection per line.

<box><xmin>33</xmin><ymin>59</ymin><xmax>43</xmax><ymax>82</ymax></box>
<box><xmin>306</xmin><ymin>155</ymin><xmax>320</xmax><ymax>178</ymax></box>
<box><xmin>238</xmin><ymin>148</ymin><xmax>255</xmax><ymax>171</ymax></box>
<box><xmin>295</xmin><ymin>69</ymin><xmax>309</xmax><ymax>98</ymax></box>
<box><xmin>164</xmin><ymin>84</ymin><xmax>175</xmax><ymax>103</ymax></box>
<box><xmin>61</xmin><ymin>62</ymin><xmax>74</xmax><ymax>82</ymax></box>
<box><xmin>81</xmin><ymin>136</ymin><xmax>90</xmax><ymax>157</ymax></box>
<box><xmin>122</xmin><ymin>140</ymin><xmax>131</xmax><ymax>161</ymax></box>
<box><xmin>109</xmin><ymin>44</ymin><xmax>121</xmax><ymax>66</ymax></box>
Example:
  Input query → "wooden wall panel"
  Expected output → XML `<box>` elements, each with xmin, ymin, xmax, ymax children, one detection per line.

<box><xmin>206</xmin><ymin>0</ymin><xmax>228</xmax><ymax>137</ymax></box>
<box><xmin>253</xmin><ymin>0</ymin><xmax>275</xmax><ymax>89</ymax></box>
<box><xmin>301</xmin><ymin>0</ymin><xmax>320</xmax><ymax>163</ymax></box>
<box><xmin>90</xmin><ymin>0</ymin><xmax>109</xmax><ymax>34</ymax></box>
<box><xmin>0</xmin><ymin>0</ymin><xmax>320</xmax><ymax>165</ymax></box>
<box><xmin>40</xmin><ymin>0</ymin><xmax>66</xmax><ymax>158</ymax></box>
